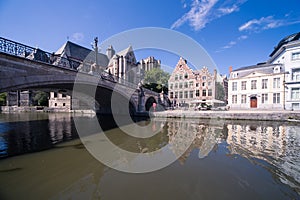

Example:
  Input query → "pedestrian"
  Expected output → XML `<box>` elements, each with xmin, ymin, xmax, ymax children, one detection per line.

<box><xmin>152</xmin><ymin>102</ymin><xmax>157</xmax><ymax>112</ymax></box>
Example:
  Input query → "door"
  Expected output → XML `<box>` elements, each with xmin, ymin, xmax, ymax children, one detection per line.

<box><xmin>250</xmin><ymin>97</ymin><xmax>257</xmax><ymax>108</ymax></box>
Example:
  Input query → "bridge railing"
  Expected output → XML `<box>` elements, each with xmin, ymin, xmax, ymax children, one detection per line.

<box><xmin>0</xmin><ymin>37</ymin><xmax>82</xmax><ymax>70</ymax></box>
<box><xmin>0</xmin><ymin>37</ymin><xmax>151</xmax><ymax>91</ymax></box>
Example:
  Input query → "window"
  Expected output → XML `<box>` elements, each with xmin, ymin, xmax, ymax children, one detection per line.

<box><xmin>251</xmin><ymin>80</ymin><xmax>257</xmax><ymax>90</ymax></box>
<box><xmin>208</xmin><ymin>82</ymin><xmax>211</xmax><ymax>86</ymax></box>
<box><xmin>54</xmin><ymin>92</ymin><xmax>57</xmax><ymax>98</ymax></box>
<box><xmin>241</xmin><ymin>81</ymin><xmax>247</xmax><ymax>90</ymax></box>
<box><xmin>189</xmin><ymin>81</ymin><xmax>193</xmax><ymax>88</ymax></box>
<box><xmin>232</xmin><ymin>82</ymin><xmax>237</xmax><ymax>91</ymax></box>
<box><xmin>63</xmin><ymin>103</ymin><xmax>66</xmax><ymax>106</ymax></box>
<box><xmin>175</xmin><ymin>92</ymin><xmax>178</xmax><ymax>99</ymax></box>
<box><xmin>179</xmin><ymin>91</ymin><xmax>183</xmax><ymax>99</ymax></box>
<box><xmin>179</xmin><ymin>74</ymin><xmax>183</xmax><ymax>80</ymax></box>
<box><xmin>202</xmin><ymin>82</ymin><xmax>206</xmax><ymax>87</ymax></box>
<box><xmin>184</xmin><ymin>91</ymin><xmax>188</xmax><ymax>98</ymax></box>
<box><xmin>273</xmin><ymin>93</ymin><xmax>280</xmax><ymax>104</ymax></box>
<box><xmin>292</xmin><ymin>103</ymin><xmax>300</xmax><ymax>110</ymax></box>
<box><xmin>291</xmin><ymin>88</ymin><xmax>300</xmax><ymax>100</ymax></box>
<box><xmin>62</xmin><ymin>94</ymin><xmax>67</xmax><ymax>98</ymax></box>
<box><xmin>208</xmin><ymin>89</ymin><xmax>212</xmax><ymax>96</ymax></box>
<box><xmin>202</xmin><ymin>76</ymin><xmax>206</xmax><ymax>81</ymax></box>
<box><xmin>196</xmin><ymin>90</ymin><xmax>200</xmax><ymax>97</ymax></box>
<box><xmin>262</xmin><ymin>94</ymin><xmax>268</xmax><ymax>104</ymax></box>
<box><xmin>273</xmin><ymin>78</ymin><xmax>280</xmax><ymax>89</ymax></box>
<box><xmin>179</xmin><ymin>83</ymin><xmax>183</xmax><ymax>89</ymax></box>
<box><xmin>189</xmin><ymin>91</ymin><xmax>193</xmax><ymax>98</ymax></box>
<box><xmin>170</xmin><ymin>92</ymin><xmax>174</xmax><ymax>99</ymax></box>
<box><xmin>232</xmin><ymin>95</ymin><xmax>237</xmax><ymax>104</ymax></box>
<box><xmin>196</xmin><ymin>83</ymin><xmax>199</xmax><ymax>87</ymax></box>
<box><xmin>170</xmin><ymin>84</ymin><xmax>173</xmax><ymax>90</ymax></box>
<box><xmin>241</xmin><ymin>95</ymin><xmax>246</xmax><ymax>104</ymax></box>
<box><xmin>292</xmin><ymin>69</ymin><xmax>300</xmax><ymax>81</ymax></box>
<box><xmin>262</xmin><ymin>79</ymin><xmax>268</xmax><ymax>89</ymax></box>
<box><xmin>54</xmin><ymin>103</ymin><xmax>57</xmax><ymax>107</ymax></box>
<box><xmin>202</xmin><ymin>90</ymin><xmax>207</xmax><ymax>96</ymax></box>
<box><xmin>184</xmin><ymin>73</ymin><xmax>188</xmax><ymax>79</ymax></box>
<box><xmin>184</xmin><ymin>82</ymin><xmax>188</xmax><ymax>88</ymax></box>
<box><xmin>292</xmin><ymin>52</ymin><xmax>300</xmax><ymax>60</ymax></box>
<box><xmin>175</xmin><ymin>75</ymin><xmax>178</xmax><ymax>80</ymax></box>
<box><xmin>175</xmin><ymin>83</ymin><xmax>178</xmax><ymax>89</ymax></box>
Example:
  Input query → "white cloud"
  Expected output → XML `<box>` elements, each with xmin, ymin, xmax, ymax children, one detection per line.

<box><xmin>171</xmin><ymin>0</ymin><xmax>246</xmax><ymax>31</ymax></box>
<box><xmin>71</xmin><ymin>32</ymin><xmax>84</xmax><ymax>43</ymax></box>
<box><xmin>239</xmin><ymin>15</ymin><xmax>300</xmax><ymax>32</ymax></box>
<box><xmin>217</xmin><ymin>34</ymin><xmax>248</xmax><ymax>52</ymax></box>
<box><xmin>218</xmin><ymin>4</ymin><xmax>239</xmax><ymax>15</ymax></box>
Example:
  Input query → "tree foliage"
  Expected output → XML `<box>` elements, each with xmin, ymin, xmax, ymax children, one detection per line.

<box><xmin>143</xmin><ymin>68</ymin><xmax>170</xmax><ymax>93</ymax></box>
<box><xmin>215</xmin><ymin>82</ymin><xmax>225</xmax><ymax>101</ymax></box>
<box><xmin>33</xmin><ymin>91</ymin><xmax>49</xmax><ymax>106</ymax></box>
<box><xmin>0</xmin><ymin>93</ymin><xmax>7</xmax><ymax>106</ymax></box>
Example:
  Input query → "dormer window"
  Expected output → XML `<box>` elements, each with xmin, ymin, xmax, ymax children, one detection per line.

<box><xmin>273</xmin><ymin>66</ymin><xmax>280</xmax><ymax>73</ymax></box>
<box><xmin>232</xmin><ymin>72</ymin><xmax>238</xmax><ymax>78</ymax></box>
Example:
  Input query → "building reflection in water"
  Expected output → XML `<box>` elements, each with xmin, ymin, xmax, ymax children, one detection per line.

<box><xmin>167</xmin><ymin>118</ymin><xmax>226</xmax><ymax>164</ymax></box>
<box><xmin>48</xmin><ymin>113</ymin><xmax>73</xmax><ymax>144</ymax></box>
<box><xmin>227</xmin><ymin>122</ymin><xmax>300</xmax><ymax>194</ymax></box>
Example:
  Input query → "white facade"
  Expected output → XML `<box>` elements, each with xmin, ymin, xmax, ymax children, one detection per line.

<box><xmin>228</xmin><ymin>32</ymin><xmax>300</xmax><ymax>110</ymax></box>
<box><xmin>48</xmin><ymin>92</ymin><xmax>71</xmax><ymax>111</ymax></box>
<box><xmin>268</xmin><ymin>34</ymin><xmax>300</xmax><ymax>110</ymax></box>
<box><xmin>228</xmin><ymin>65</ymin><xmax>285</xmax><ymax>109</ymax></box>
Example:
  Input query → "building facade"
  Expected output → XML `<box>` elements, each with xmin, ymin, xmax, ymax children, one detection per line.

<box><xmin>268</xmin><ymin>32</ymin><xmax>300</xmax><ymax>110</ymax></box>
<box><xmin>228</xmin><ymin>32</ymin><xmax>300</xmax><ymax>110</ymax></box>
<box><xmin>168</xmin><ymin>57</ymin><xmax>227</xmax><ymax>107</ymax></box>
<box><xmin>228</xmin><ymin>64</ymin><xmax>285</xmax><ymax>109</ymax></box>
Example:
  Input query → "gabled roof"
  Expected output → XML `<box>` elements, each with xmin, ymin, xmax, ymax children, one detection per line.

<box><xmin>231</xmin><ymin>63</ymin><xmax>283</xmax><ymax>78</ymax></box>
<box><xmin>117</xmin><ymin>45</ymin><xmax>133</xmax><ymax>57</ymax></box>
<box><xmin>232</xmin><ymin>63</ymin><xmax>276</xmax><ymax>72</ymax></box>
<box><xmin>55</xmin><ymin>41</ymin><xmax>109</xmax><ymax>66</ymax></box>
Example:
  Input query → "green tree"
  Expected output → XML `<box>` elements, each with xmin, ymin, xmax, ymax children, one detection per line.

<box><xmin>215</xmin><ymin>82</ymin><xmax>225</xmax><ymax>101</ymax></box>
<box><xmin>33</xmin><ymin>91</ymin><xmax>49</xmax><ymax>106</ymax></box>
<box><xmin>0</xmin><ymin>93</ymin><xmax>7</xmax><ymax>106</ymax></box>
<box><xmin>143</xmin><ymin>68</ymin><xmax>170</xmax><ymax>93</ymax></box>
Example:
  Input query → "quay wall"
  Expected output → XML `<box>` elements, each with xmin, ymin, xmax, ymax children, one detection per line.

<box><xmin>151</xmin><ymin>110</ymin><xmax>300</xmax><ymax>122</ymax></box>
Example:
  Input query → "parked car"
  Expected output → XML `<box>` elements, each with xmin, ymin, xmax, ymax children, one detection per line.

<box><xmin>195</xmin><ymin>103</ymin><xmax>212</xmax><ymax>111</ymax></box>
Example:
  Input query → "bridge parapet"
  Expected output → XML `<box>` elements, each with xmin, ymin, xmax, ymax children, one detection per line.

<box><xmin>0</xmin><ymin>37</ymin><xmax>169</xmax><ymax>113</ymax></box>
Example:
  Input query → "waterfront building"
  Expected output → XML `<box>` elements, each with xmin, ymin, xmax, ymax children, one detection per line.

<box><xmin>168</xmin><ymin>57</ymin><xmax>227</xmax><ymax>107</ymax></box>
<box><xmin>268</xmin><ymin>32</ymin><xmax>300</xmax><ymax>110</ymax></box>
<box><xmin>48</xmin><ymin>92</ymin><xmax>71</xmax><ymax>112</ymax></box>
<box><xmin>228</xmin><ymin>32</ymin><xmax>300</xmax><ymax>110</ymax></box>
<box><xmin>228</xmin><ymin>63</ymin><xmax>285</xmax><ymax>109</ymax></box>
<box><xmin>6</xmin><ymin>90</ymin><xmax>33</xmax><ymax>106</ymax></box>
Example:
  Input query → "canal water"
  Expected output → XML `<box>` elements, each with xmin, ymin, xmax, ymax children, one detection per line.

<box><xmin>0</xmin><ymin>113</ymin><xmax>299</xmax><ymax>199</ymax></box>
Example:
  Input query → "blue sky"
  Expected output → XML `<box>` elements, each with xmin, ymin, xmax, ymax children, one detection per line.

<box><xmin>1</xmin><ymin>0</ymin><xmax>299</xmax><ymax>75</ymax></box>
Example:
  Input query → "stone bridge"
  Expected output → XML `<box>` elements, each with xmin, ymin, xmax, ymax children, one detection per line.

<box><xmin>0</xmin><ymin>37</ymin><xmax>168</xmax><ymax>115</ymax></box>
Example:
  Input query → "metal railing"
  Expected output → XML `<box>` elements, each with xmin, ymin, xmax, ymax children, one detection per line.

<box><xmin>0</xmin><ymin>37</ymin><xmax>141</xmax><ymax>89</ymax></box>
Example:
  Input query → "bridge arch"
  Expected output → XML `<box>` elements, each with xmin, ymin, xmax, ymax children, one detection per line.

<box><xmin>145</xmin><ymin>96</ymin><xmax>156</xmax><ymax>111</ymax></box>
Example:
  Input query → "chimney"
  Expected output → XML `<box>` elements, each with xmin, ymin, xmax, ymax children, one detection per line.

<box><xmin>229</xmin><ymin>66</ymin><xmax>233</xmax><ymax>73</ymax></box>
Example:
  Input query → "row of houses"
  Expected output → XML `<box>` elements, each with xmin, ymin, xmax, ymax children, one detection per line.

<box><xmin>228</xmin><ymin>32</ymin><xmax>300</xmax><ymax>110</ymax></box>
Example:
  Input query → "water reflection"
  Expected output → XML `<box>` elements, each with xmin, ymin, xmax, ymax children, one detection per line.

<box><xmin>0</xmin><ymin>113</ymin><xmax>299</xmax><ymax>199</ymax></box>
<box><xmin>227</xmin><ymin>121</ymin><xmax>300</xmax><ymax>194</ymax></box>
<box><xmin>0</xmin><ymin>113</ymin><xmax>78</xmax><ymax>158</ymax></box>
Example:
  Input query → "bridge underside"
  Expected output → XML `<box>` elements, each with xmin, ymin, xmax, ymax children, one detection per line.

<box><xmin>0</xmin><ymin>53</ymin><xmax>147</xmax><ymax>115</ymax></box>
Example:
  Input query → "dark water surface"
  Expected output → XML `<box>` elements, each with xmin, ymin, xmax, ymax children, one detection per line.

<box><xmin>0</xmin><ymin>113</ymin><xmax>299</xmax><ymax>199</ymax></box>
